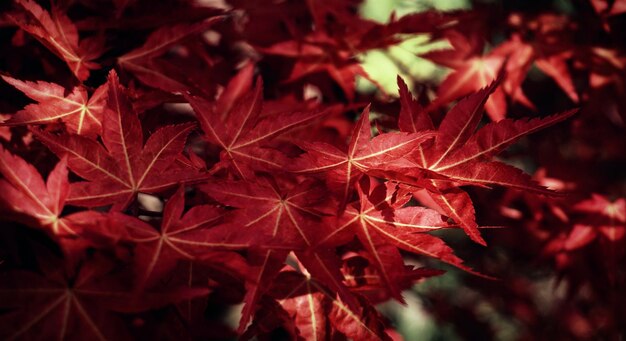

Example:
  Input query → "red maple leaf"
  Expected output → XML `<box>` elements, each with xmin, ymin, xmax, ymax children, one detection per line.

<box><xmin>425</xmin><ymin>39</ymin><xmax>507</xmax><ymax>120</ymax></box>
<box><xmin>397</xmin><ymin>76</ymin><xmax>576</xmax><ymax>244</ymax></box>
<box><xmin>317</xmin><ymin>176</ymin><xmax>477</xmax><ymax>300</ymax></box>
<box><xmin>591</xmin><ymin>0</ymin><xmax>626</xmax><ymax>21</ymax></box>
<box><xmin>202</xmin><ymin>177</ymin><xmax>330</xmax><ymax>249</ymax></box>
<box><xmin>201</xmin><ymin>176</ymin><xmax>361</xmax><ymax>332</ymax></box>
<box><xmin>0</xmin><ymin>144</ymin><xmax>74</xmax><ymax>235</ymax></box>
<box><xmin>32</xmin><ymin>70</ymin><xmax>205</xmax><ymax>209</ymax></box>
<box><xmin>187</xmin><ymin>65</ymin><xmax>334</xmax><ymax>179</ymax></box>
<box><xmin>107</xmin><ymin>186</ymin><xmax>242</xmax><ymax>291</ymax></box>
<box><xmin>1</xmin><ymin>75</ymin><xmax>107</xmax><ymax>137</ymax></box>
<box><xmin>291</xmin><ymin>105</ymin><xmax>434</xmax><ymax>205</ymax></box>
<box><xmin>424</xmin><ymin>18</ymin><xmax>579</xmax><ymax>120</ymax></box>
<box><xmin>0</xmin><ymin>253</ymin><xmax>208</xmax><ymax>341</ymax></box>
<box><xmin>9</xmin><ymin>0</ymin><xmax>104</xmax><ymax>81</ymax></box>
<box><xmin>247</xmin><ymin>261</ymin><xmax>393</xmax><ymax>341</ymax></box>
<box><xmin>565</xmin><ymin>194</ymin><xmax>626</xmax><ymax>249</ymax></box>
<box><xmin>117</xmin><ymin>17</ymin><xmax>224</xmax><ymax>93</ymax></box>
<box><xmin>0</xmin><ymin>145</ymin><xmax>98</xmax><ymax>237</ymax></box>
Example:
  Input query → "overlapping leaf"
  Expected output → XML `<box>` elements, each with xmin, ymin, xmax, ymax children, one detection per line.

<box><xmin>317</xmin><ymin>177</ymin><xmax>476</xmax><ymax>299</ymax></box>
<box><xmin>0</xmin><ymin>145</ymin><xmax>113</xmax><ymax>241</ymax></box>
<box><xmin>0</xmin><ymin>145</ymin><xmax>74</xmax><ymax>235</ymax></box>
<box><xmin>202</xmin><ymin>177</ymin><xmax>330</xmax><ymax>248</ymax></box>
<box><xmin>1</xmin><ymin>75</ymin><xmax>107</xmax><ymax>137</ymax></box>
<box><xmin>109</xmin><ymin>187</ymin><xmax>240</xmax><ymax>290</ymax></box>
<box><xmin>567</xmin><ymin>194</ymin><xmax>626</xmax><ymax>248</ymax></box>
<box><xmin>397</xmin><ymin>76</ymin><xmax>575</xmax><ymax>244</ymax></box>
<box><xmin>424</xmin><ymin>22</ymin><xmax>578</xmax><ymax>120</ymax></box>
<box><xmin>118</xmin><ymin>18</ymin><xmax>223</xmax><ymax>93</ymax></box>
<box><xmin>201</xmin><ymin>177</ymin><xmax>359</xmax><ymax>331</ymax></box>
<box><xmin>187</xmin><ymin>66</ymin><xmax>334</xmax><ymax>179</ymax></box>
<box><xmin>32</xmin><ymin>70</ymin><xmax>204</xmax><ymax>209</ymax></box>
<box><xmin>9</xmin><ymin>0</ymin><xmax>103</xmax><ymax>81</ymax></box>
<box><xmin>254</xmin><ymin>266</ymin><xmax>393</xmax><ymax>341</ymax></box>
<box><xmin>291</xmin><ymin>105</ymin><xmax>435</xmax><ymax>204</ymax></box>
<box><xmin>0</xmin><ymin>255</ymin><xmax>208</xmax><ymax>341</ymax></box>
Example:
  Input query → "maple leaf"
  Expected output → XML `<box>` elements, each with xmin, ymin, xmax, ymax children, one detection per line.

<box><xmin>240</xmin><ymin>297</ymin><xmax>300</xmax><ymax>340</ymax></box>
<box><xmin>566</xmin><ymin>194</ymin><xmax>626</xmax><ymax>248</ymax></box>
<box><xmin>424</xmin><ymin>22</ymin><xmax>578</xmax><ymax>120</ymax></box>
<box><xmin>539</xmin><ymin>193</ymin><xmax>626</xmax><ymax>289</ymax></box>
<box><xmin>262</xmin><ymin>38</ymin><xmax>373</xmax><ymax>102</ymax></box>
<box><xmin>9</xmin><ymin>0</ymin><xmax>103</xmax><ymax>81</ymax></box>
<box><xmin>422</xmin><ymin>30</ymin><xmax>508</xmax><ymax>121</ymax></box>
<box><xmin>32</xmin><ymin>70</ymin><xmax>205</xmax><ymax>209</ymax></box>
<box><xmin>117</xmin><ymin>18</ymin><xmax>224</xmax><ymax>93</ymax></box>
<box><xmin>202</xmin><ymin>177</ymin><xmax>360</xmax><ymax>332</ymax></box>
<box><xmin>418</xmin><ymin>98</ymin><xmax>577</xmax><ymax>189</ymax></box>
<box><xmin>108</xmin><ymin>186</ymin><xmax>242</xmax><ymax>290</ymax></box>
<box><xmin>0</xmin><ymin>253</ymin><xmax>208</xmax><ymax>341</ymax></box>
<box><xmin>1</xmin><ymin>75</ymin><xmax>107</xmax><ymax>137</ymax></box>
<box><xmin>497</xmin><ymin>29</ymin><xmax>579</xmax><ymax>105</ymax></box>
<box><xmin>316</xmin><ymin>177</ymin><xmax>477</xmax><ymax>299</ymax></box>
<box><xmin>248</xmin><ymin>263</ymin><xmax>393</xmax><ymax>341</ymax></box>
<box><xmin>0</xmin><ymin>145</ymin><xmax>128</xmax><ymax>258</ymax></box>
<box><xmin>201</xmin><ymin>177</ymin><xmax>336</xmax><ymax>248</ymax></box>
<box><xmin>291</xmin><ymin>105</ymin><xmax>435</xmax><ymax>204</ymax></box>
<box><xmin>186</xmin><ymin>66</ymin><xmax>334</xmax><ymax>179</ymax></box>
<box><xmin>118</xmin><ymin>20</ymin><xmax>223</xmax><ymax>67</ymax></box>
<box><xmin>0</xmin><ymin>145</ymin><xmax>75</xmax><ymax>236</ymax></box>
<box><xmin>397</xmin><ymin>76</ymin><xmax>576</xmax><ymax>244</ymax></box>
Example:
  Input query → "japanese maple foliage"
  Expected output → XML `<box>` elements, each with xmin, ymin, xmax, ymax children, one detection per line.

<box><xmin>0</xmin><ymin>0</ymin><xmax>624</xmax><ymax>340</ymax></box>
